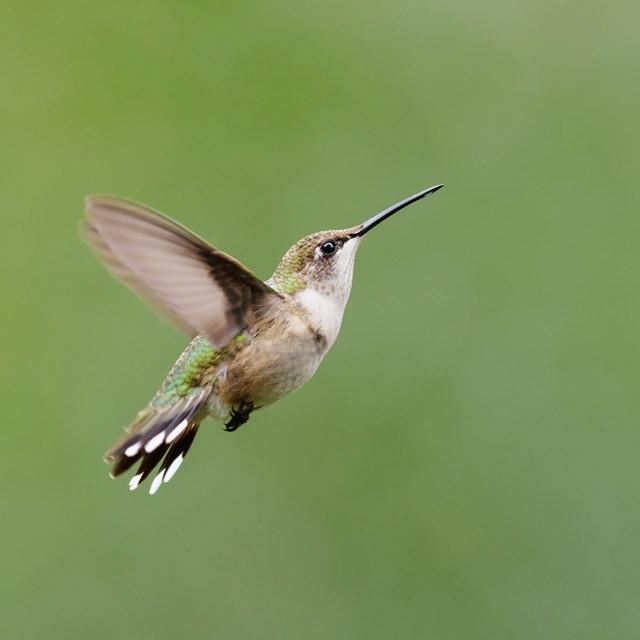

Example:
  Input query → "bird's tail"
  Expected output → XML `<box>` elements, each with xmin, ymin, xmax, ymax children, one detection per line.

<box><xmin>105</xmin><ymin>389</ymin><xmax>210</xmax><ymax>494</ymax></box>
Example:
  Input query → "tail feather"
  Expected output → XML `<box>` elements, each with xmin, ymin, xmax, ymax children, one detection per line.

<box><xmin>149</xmin><ymin>426</ymin><xmax>199</xmax><ymax>495</ymax></box>
<box><xmin>128</xmin><ymin>443</ymin><xmax>170</xmax><ymax>491</ymax></box>
<box><xmin>110</xmin><ymin>453</ymin><xmax>138</xmax><ymax>478</ymax></box>
<box><xmin>105</xmin><ymin>389</ymin><xmax>209</xmax><ymax>493</ymax></box>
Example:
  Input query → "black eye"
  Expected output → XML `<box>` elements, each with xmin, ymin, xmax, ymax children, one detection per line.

<box><xmin>320</xmin><ymin>240</ymin><xmax>337</xmax><ymax>256</ymax></box>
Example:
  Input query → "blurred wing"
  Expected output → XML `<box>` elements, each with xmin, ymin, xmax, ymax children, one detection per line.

<box><xmin>83</xmin><ymin>195</ymin><xmax>279</xmax><ymax>348</ymax></box>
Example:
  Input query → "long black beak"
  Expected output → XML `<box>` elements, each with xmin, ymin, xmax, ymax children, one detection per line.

<box><xmin>352</xmin><ymin>184</ymin><xmax>444</xmax><ymax>238</ymax></box>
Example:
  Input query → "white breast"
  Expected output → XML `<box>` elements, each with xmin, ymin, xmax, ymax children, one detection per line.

<box><xmin>296</xmin><ymin>287</ymin><xmax>346</xmax><ymax>348</ymax></box>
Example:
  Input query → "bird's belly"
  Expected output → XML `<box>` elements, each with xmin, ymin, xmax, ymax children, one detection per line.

<box><xmin>219</xmin><ymin>328</ymin><xmax>324</xmax><ymax>410</ymax></box>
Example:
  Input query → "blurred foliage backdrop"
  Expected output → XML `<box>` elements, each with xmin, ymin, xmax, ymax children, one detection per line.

<box><xmin>1</xmin><ymin>0</ymin><xmax>639</xmax><ymax>638</ymax></box>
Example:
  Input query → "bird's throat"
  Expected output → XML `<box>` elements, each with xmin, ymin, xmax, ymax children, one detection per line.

<box><xmin>292</xmin><ymin>287</ymin><xmax>347</xmax><ymax>349</ymax></box>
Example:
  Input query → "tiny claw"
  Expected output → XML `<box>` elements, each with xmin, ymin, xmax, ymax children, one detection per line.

<box><xmin>223</xmin><ymin>401</ymin><xmax>254</xmax><ymax>432</ymax></box>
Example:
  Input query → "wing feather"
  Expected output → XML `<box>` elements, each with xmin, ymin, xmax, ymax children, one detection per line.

<box><xmin>82</xmin><ymin>195</ymin><xmax>279</xmax><ymax>348</ymax></box>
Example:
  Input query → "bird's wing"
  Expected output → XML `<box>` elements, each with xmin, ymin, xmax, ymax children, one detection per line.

<box><xmin>82</xmin><ymin>195</ymin><xmax>281</xmax><ymax>349</ymax></box>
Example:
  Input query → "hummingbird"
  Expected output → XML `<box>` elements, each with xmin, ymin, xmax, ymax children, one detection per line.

<box><xmin>82</xmin><ymin>184</ymin><xmax>444</xmax><ymax>494</ymax></box>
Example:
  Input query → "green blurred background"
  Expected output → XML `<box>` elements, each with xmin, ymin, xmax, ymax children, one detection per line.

<box><xmin>2</xmin><ymin>0</ymin><xmax>639</xmax><ymax>638</ymax></box>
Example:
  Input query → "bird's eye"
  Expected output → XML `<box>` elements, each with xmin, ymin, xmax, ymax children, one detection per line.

<box><xmin>320</xmin><ymin>240</ymin><xmax>337</xmax><ymax>256</ymax></box>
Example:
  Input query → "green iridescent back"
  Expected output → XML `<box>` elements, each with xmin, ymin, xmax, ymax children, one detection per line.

<box><xmin>151</xmin><ymin>334</ymin><xmax>247</xmax><ymax>408</ymax></box>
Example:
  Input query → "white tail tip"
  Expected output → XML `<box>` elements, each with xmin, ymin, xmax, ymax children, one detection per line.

<box><xmin>124</xmin><ymin>442</ymin><xmax>142</xmax><ymax>457</ymax></box>
<box><xmin>129</xmin><ymin>473</ymin><xmax>143</xmax><ymax>491</ymax></box>
<box><xmin>145</xmin><ymin>432</ymin><xmax>165</xmax><ymax>453</ymax></box>
<box><xmin>164</xmin><ymin>454</ymin><xmax>185</xmax><ymax>484</ymax></box>
<box><xmin>166</xmin><ymin>419</ymin><xmax>189</xmax><ymax>444</ymax></box>
<box><xmin>149</xmin><ymin>470</ymin><xmax>166</xmax><ymax>495</ymax></box>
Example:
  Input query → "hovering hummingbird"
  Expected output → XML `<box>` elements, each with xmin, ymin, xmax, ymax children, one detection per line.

<box><xmin>82</xmin><ymin>184</ymin><xmax>443</xmax><ymax>494</ymax></box>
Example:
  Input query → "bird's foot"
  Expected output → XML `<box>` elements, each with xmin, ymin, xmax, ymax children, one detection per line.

<box><xmin>224</xmin><ymin>401</ymin><xmax>254</xmax><ymax>432</ymax></box>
